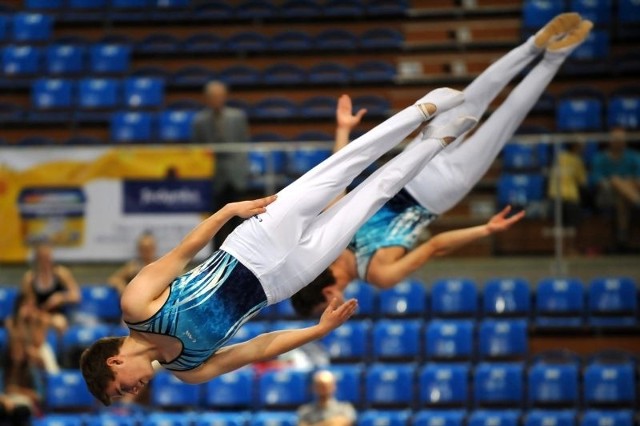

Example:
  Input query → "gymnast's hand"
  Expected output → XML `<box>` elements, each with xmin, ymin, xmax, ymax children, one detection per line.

<box><xmin>229</xmin><ymin>195</ymin><xmax>277</xmax><ymax>219</ymax></box>
<box><xmin>318</xmin><ymin>297</ymin><xmax>358</xmax><ymax>334</ymax></box>
<box><xmin>336</xmin><ymin>94</ymin><xmax>367</xmax><ymax>131</ymax></box>
<box><xmin>486</xmin><ymin>205</ymin><xmax>526</xmax><ymax>233</ymax></box>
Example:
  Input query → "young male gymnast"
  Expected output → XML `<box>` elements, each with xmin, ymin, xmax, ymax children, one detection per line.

<box><xmin>290</xmin><ymin>13</ymin><xmax>593</xmax><ymax>316</ymax></box>
<box><xmin>80</xmin><ymin>84</ymin><xmax>475</xmax><ymax>405</ymax></box>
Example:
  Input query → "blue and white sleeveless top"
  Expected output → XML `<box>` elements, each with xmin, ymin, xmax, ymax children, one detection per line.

<box><xmin>125</xmin><ymin>250</ymin><xmax>267</xmax><ymax>371</ymax></box>
<box><xmin>348</xmin><ymin>189</ymin><xmax>438</xmax><ymax>280</ymax></box>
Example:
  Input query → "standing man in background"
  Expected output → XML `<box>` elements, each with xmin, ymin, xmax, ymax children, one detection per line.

<box><xmin>297</xmin><ymin>370</ymin><xmax>356</xmax><ymax>426</ymax></box>
<box><xmin>192</xmin><ymin>81</ymin><xmax>251</xmax><ymax>246</ymax></box>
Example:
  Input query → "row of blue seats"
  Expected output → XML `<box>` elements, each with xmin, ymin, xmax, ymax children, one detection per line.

<box><xmin>522</xmin><ymin>0</ymin><xmax>640</xmax><ymax>26</ymax></box>
<box><xmin>1</xmin><ymin>276</ymin><xmax>638</xmax><ymax>324</ymax></box>
<box><xmin>32</xmin><ymin>410</ymin><xmax>640</xmax><ymax>426</ymax></box>
<box><xmin>22</xmin><ymin>0</ymin><xmax>409</xmax><ymax>21</ymax></box>
<box><xmin>34</xmin><ymin>356</ymin><xmax>639</xmax><ymax>410</ymax></box>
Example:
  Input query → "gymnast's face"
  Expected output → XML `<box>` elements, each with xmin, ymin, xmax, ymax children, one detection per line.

<box><xmin>105</xmin><ymin>355</ymin><xmax>153</xmax><ymax>403</ymax></box>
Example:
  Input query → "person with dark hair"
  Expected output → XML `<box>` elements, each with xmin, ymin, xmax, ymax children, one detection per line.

<box><xmin>20</xmin><ymin>241</ymin><xmax>81</xmax><ymax>333</ymax></box>
<box><xmin>291</xmin><ymin>14</ymin><xmax>593</xmax><ymax>317</ymax></box>
<box><xmin>80</xmin><ymin>85</ymin><xmax>474</xmax><ymax>406</ymax></box>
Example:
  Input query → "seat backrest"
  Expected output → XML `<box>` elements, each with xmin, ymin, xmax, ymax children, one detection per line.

<box><xmin>524</xmin><ymin>410</ymin><xmax>577</xmax><ymax>426</ymax></box>
<box><xmin>0</xmin><ymin>287</ymin><xmax>18</xmax><ymax>321</ymax></box>
<box><xmin>76</xmin><ymin>285</ymin><xmax>122</xmax><ymax>322</ymax></box>
<box><xmin>46</xmin><ymin>370</ymin><xmax>95</xmax><ymax>410</ymax></box>
<box><xmin>258</xmin><ymin>369</ymin><xmax>311</xmax><ymax>408</ymax></box>
<box><xmin>372</xmin><ymin>319</ymin><xmax>421</xmax><ymax>360</ymax></box>
<box><xmin>124</xmin><ymin>76</ymin><xmax>165</xmax><ymax>108</ymax></box>
<box><xmin>379</xmin><ymin>279</ymin><xmax>427</xmax><ymax>316</ymax></box>
<box><xmin>556</xmin><ymin>98</ymin><xmax>603</xmax><ymax>131</ymax></box>
<box><xmin>158</xmin><ymin>109</ymin><xmax>196</xmax><ymax>142</ymax></box>
<box><xmin>483</xmin><ymin>278</ymin><xmax>531</xmax><ymax>317</ymax></box>
<box><xmin>608</xmin><ymin>96</ymin><xmax>640</xmax><ymax>129</ymax></box>
<box><xmin>473</xmin><ymin>362</ymin><xmax>524</xmax><ymax>406</ymax></box>
<box><xmin>522</xmin><ymin>0</ymin><xmax>566</xmax><ymax>28</ymax></box>
<box><xmin>90</xmin><ymin>44</ymin><xmax>131</xmax><ymax>74</ymax></box>
<box><xmin>588</xmin><ymin>277</ymin><xmax>637</xmax><ymax>314</ymax></box>
<box><xmin>580</xmin><ymin>410</ymin><xmax>634</xmax><ymax>426</ymax></box>
<box><xmin>315</xmin><ymin>28</ymin><xmax>358</xmax><ymax>50</ymax></box>
<box><xmin>359</xmin><ymin>28</ymin><xmax>404</xmax><ymax>49</ymax></box>
<box><xmin>46</xmin><ymin>44</ymin><xmax>85</xmax><ymax>75</ymax></box>
<box><xmin>570</xmin><ymin>0</ymin><xmax>612</xmax><ymax>24</ymax></box>
<box><xmin>78</xmin><ymin>78</ymin><xmax>120</xmax><ymax>108</ymax></box>
<box><xmin>151</xmin><ymin>370</ymin><xmax>201</xmax><ymax>408</ymax></box>
<box><xmin>468</xmin><ymin>410</ymin><xmax>520</xmax><ymax>426</ymax></box>
<box><xmin>478</xmin><ymin>319</ymin><xmax>528</xmax><ymax>360</ymax></box>
<box><xmin>13</xmin><ymin>12</ymin><xmax>52</xmax><ymax>42</ymax></box>
<box><xmin>321</xmin><ymin>319</ymin><xmax>371</xmax><ymax>360</ymax></box>
<box><xmin>250</xmin><ymin>412</ymin><xmax>297</xmax><ymax>426</ymax></box>
<box><xmin>425</xmin><ymin>319</ymin><xmax>474</xmax><ymax>360</ymax></box>
<box><xmin>195</xmin><ymin>412</ymin><xmax>249</xmax><ymax>426</ymax></box>
<box><xmin>344</xmin><ymin>280</ymin><xmax>378</xmax><ymax>316</ymax></box>
<box><xmin>204</xmin><ymin>368</ymin><xmax>255</xmax><ymax>408</ymax></box>
<box><xmin>583</xmin><ymin>361</ymin><xmax>636</xmax><ymax>406</ymax></box>
<box><xmin>358</xmin><ymin>410</ymin><xmax>412</xmax><ymax>426</ymax></box>
<box><xmin>430</xmin><ymin>278</ymin><xmax>478</xmax><ymax>317</ymax></box>
<box><xmin>326</xmin><ymin>364</ymin><xmax>365</xmax><ymax>405</ymax></box>
<box><xmin>497</xmin><ymin>173</ymin><xmax>545</xmax><ymax>207</ymax></box>
<box><xmin>111</xmin><ymin>111</ymin><xmax>153</xmax><ymax>142</ymax></box>
<box><xmin>536</xmin><ymin>278</ymin><xmax>585</xmax><ymax>314</ymax></box>
<box><xmin>365</xmin><ymin>363</ymin><xmax>416</xmax><ymax>406</ymax></box>
<box><xmin>571</xmin><ymin>30</ymin><xmax>610</xmax><ymax>60</ymax></box>
<box><xmin>528</xmin><ymin>362</ymin><xmax>579</xmax><ymax>406</ymax></box>
<box><xmin>418</xmin><ymin>362</ymin><xmax>470</xmax><ymax>406</ymax></box>
<box><xmin>2</xmin><ymin>45</ymin><xmax>40</xmax><ymax>75</ymax></box>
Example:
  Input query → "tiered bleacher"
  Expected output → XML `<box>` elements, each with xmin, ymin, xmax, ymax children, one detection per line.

<box><xmin>1</xmin><ymin>276</ymin><xmax>639</xmax><ymax>424</ymax></box>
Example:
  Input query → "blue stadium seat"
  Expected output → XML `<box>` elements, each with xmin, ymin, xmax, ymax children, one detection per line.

<box><xmin>34</xmin><ymin>415</ymin><xmax>83</xmax><ymax>426</ymax></box>
<box><xmin>46</xmin><ymin>370</ymin><xmax>95</xmax><ymax>410</ymax></box>
<box><xmin>226</xmin><ymin>31</ymin><xmax>269</xmax><ymax>52</ymax></box>
<box><xmin>502</xmin><ymin>143</ymin><xmax>550</xmax><ymax>171</ymax></box>
<box><xmin>123</xmin><ymin>77</ymin><xmax>165</xmax><ymax>108</ymax></box>
<box><xmin>344</xmin><ymin>280</ymin><xmax>378</xmax><ymax>316</ymax></box>
<box><xmin>315</xmin><ymin>29</ymin><xmax>358</xmax><ymax>50</ymax></box>
<box><xmin>280</xmin><ymin>0</ymin><xmax>322</xmax><ymax>18</ymax></box>
<box><xmin>252</xmin><ymin>97</ymin><xmax>297</xmax><ymax>119</ymax></box>
<box><xmin>29</xmin><ymin>79</ymin><xmax>73</xmax><ymax>122</ymax></box>
<box><xmin>570</xmin><ymin>0</ymin><xmax>611</xmax><ymax>25</ymax></box>
<box><xmin>478</xmin><ymin>319</ymin><xmax>528</xmax><ymax>360</ymax></box>
<box><xmin>235</xmin><ymin>0</ymin><xmax>277</xmax><ymax>20</ymax></box>
<box><xmin>300</xmin><ymin>96</ymin><xmax>337</xmax><ymax>119</ymax></box>
<box><xmin>251</xmin><ymin>412</ymin><xmax>297</xmax><ymax>426</ymax></box>
<box><xmin>258</xmin><ymin>369</ymin><xmax>311</xmax><ymax>408</ymax></box>
<box><xmin>618</xmin><ymin>0</ymin><xmax>640</xmax><ymax>23</ymax></box>
<box><xmin>170</xmin><ymin>65</ymin><xmax>215</xmax><ymax>88</ymax></box>
<box><xmin>424</xmin><ymin>320</ymin><xmax>474</xmax><ymax>361</ymax></box>
<box><xmin>158</xmin><ymin>110</ymin><xmax>196</xmax><ymax>142</ymax></box>
<box><xmin>46</xmin><ymin>44</ymin><xmax>85</xmax><ymax>75</ymax></box>
<box><xmin>195</xmin><ymin>412</ymin><xmax>249</xmax><ymax>426</ymax></box>
<box><xmin>359</xmin><ymin>28</ymin><xmax>404</xmax><ymax>49</ymax></box>
<box><xmin>151</xmin><ymin>370</ymin><xmax>201</xmax><ymax>408</ymax></box>
<box><xmin>587</xmin><ymin>277</ymin><xmax>638</xmax><ymax>328</ymax></box>
<box><xmin>352</xmin><ymin>95</ymin><xmax>391</xmax><ymax>117</ymax></box>
<box><xmin>580</xmin><ymin>411</ymin><xmax>635</xmax><ymax>426</ymax></box>
<box><xmin>2</xmin><ymin>45</ymin><xmax>40</xmax><ymax>75</ymax></box>
<box><xmin>86</xmin><ymin>413</ymin><xmax>141</xmax><ymax>426</ymax></box>
<box><xmin>78</xmin><ymin>78</ymin><xmax>120</xmax><ymax>109</ymax></box>
<box><xmin>413</xmin><ymin>411</ymin><xmax>465</xmax><ymax>426</ymax></box>
<box><xmin>111</xmin><ymin>0</ymin><xmax>151</xmax><ymax>7</ymax></box>
<box><xmin>358</xmin><ymin>411</ymin><xmax>411</xmax><ymax>426</ymax></box>
<box><xmin>524</xmin><ymin>410</ymin><xmax>577</xmax><ymax>426</ymax></box>
<box><xmin>135</xmin><ymin>33</ymin><xmax>180</xmax><ymax>55</ymax></box>
<box><xmin>294</xmin><ymin>130</ymin><xmax>333</xmax><ymax>141</ymax></box>
<box><xmin>571</xmin><ymin>30</ymin><xmax>609</xmax><ymax>60</ymax></box>
<box><xmin>287</xmin><ymin>147</ymin><xmax>332</xmax><ymax>175</ymax></box>
<box><xmin>308</xmin><ymin>62</ymin><xmax>351</xmax><ymax>85</ymax></box>
<box><xmin>143</xmin><ymin>412</ymin><xmax>194</xmax><ymax>426</ymax></box>
<box><xmin>522</xmin><ymin>0</ymin><xmax>565</xmax><ymax>29</ymax></box>
<box><xmin>535</xmin><ymin>278</ymin><xmax>585</xmax><ymax>329</ymax></box>
<box><xmin>182</xmin><ymin>33</ymin><xmax>225</xmax><ymax>54</ymax></box>
<box><xmin>327</xmin><ymin>364</ymin><xmax>365</xmax><ymax>405</ymax></box>
<box><xmin>473</xmin><ymin>362</ymin><xmax>524</xmax><ymax>407</ymax></box>
<box><xmin>0</xmin><ymin>287</ymin><xmax>18</xmax><ymax>321</ymax></box>
<box><xmin>272</xmin><ymin>299</ymin><xmax>297</xmax><ymax>318</ymax></box>
<box><xmin>418</xmin><ymin>363</ymin><xmax>469</xmax><ymax>407</ymax></box>
<box><xmin>528</xmin><ymin>360</ymin><xmax>579</xmax><ymax>407</ymax></box>
<box><xmin>111</xmin><ymin>111</ymin><xmax>154</xmax><ymax>143</ymax></box>
<box><xmin>583</xmin><ymin>358</ymin><xmax>636</xmax><ymax>407</ymax></box>
<box><xmin>192</xmin><ymin>1</ymin><xmax>234</xmax><ymax>21</ymax></box>
<box><xmin>352</xmin><ymin>60</ymin><xmax>396</xmax><ymax>83</ymax></box>
<box><xmin>483</xmin><ymin>278</ymin><xmax>531</xmax><ymax>317</ymax></box>
<box><xmin>262</xmin><ymin>63</ymin><xmax>306</xmax><ymax>85</ymax></box>
<box><xmin>61</xmin><ymin>324</ymin><xmax>111</xmax><ymax>368</ymax></box>
<box><xmin>271</xmin><ymin>30</ymin><xmax>313</xmax><ymax>51</ymax></box>
<box><xmin>68</xmin><ymin>0</ymin><xmax>107</xmax><ymax>8</ymax></box>
<box><xmin>365</xmin><ymin>0</ymin><xmax>408</xmax><ymax>16</ymax></box>
<box><xmin>497</xmin><ymin>173</ymin><xmax>545</xmax><ymax>208</ymax></box>
<box><xmin>365</xmin><ymin>363</ymin><xmax>416</xmax><ymax>407</ymax></box>
<box><xmin>556</xmin><ymin>98</ymin><xmax>603</xmax><ymax>131</ymax></box>
<box><xmin>321</xmin><ymin>320</ymin><xmax>371</xmax><ymax>361</ymax></box>
<box><xmin>323</xmin><ymin>0</ymin><xmax>363</xmax><ymax>17</ymax></box>
<box><xmin>373</xmin><ymin>319</ymin><xmax>421</xmax><ymax>360</ymax></box>
<box><xmin>89</xmin><ymin>44</ymin><xmax>131</xmax><ymax>74</ymax></box>
<box><xmin>26</xmin><ymin>0</ymin><xmax>64</xmax><ymax>9</ymax></box>
<box><xmin>12</xmin><ymin>13</ymin><xmax>52</xmax><ymax>42</ymax></box>
<box><xmin>219</xmin><ymin>64</ymin><xmax>261</xmax><ymax>86</ymax></box>
<box><xmin>430</xmin><ymin>278</ymin><xmax>478</xmax><ymax>318</ymax></box>
<box><xmin>75</xmin><ymin>285</ymin><xmax>121</xmax><ymax>322</ymax></box>
<box><xmin>468</xmin><ymin>411</ymin><xmax>520</xmax><ymax>426</ymax></box>
<box><xmin>608</xmin><ymin>96</ymin><xmax>640</xmax><ymax>129</ymax></box>
<box><xmin>378</xmin><ymin>280</ymin><xmax>427</xmax><ymax>317</ymax></box>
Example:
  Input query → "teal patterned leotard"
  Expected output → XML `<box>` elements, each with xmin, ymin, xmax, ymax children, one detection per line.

<box><xmin>348</xmin><ymin>189</ymin><xmax>438</xmax><ymax>279</ymax></box>
<box><xmin>125</xmin><ymin>250</ymin><xmax>267</xmax><ymax>371</ymax></box>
